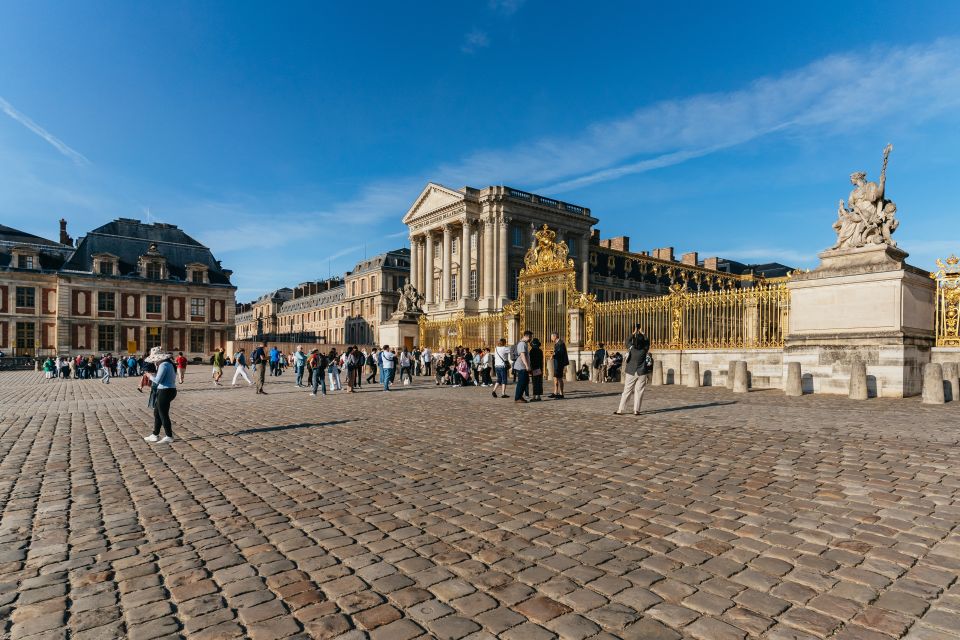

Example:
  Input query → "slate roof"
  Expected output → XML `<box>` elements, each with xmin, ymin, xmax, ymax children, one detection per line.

<box><xmin>61</xmin><ymin>218</ymin><xmax>234</xmax><ymax>286</ymax></box>
<box><xmin>348</xmin><ymin>248</ymin><xmax>410</xmax><ymax>276</ymax></box>
<box><xmin>0</xmin><ymin>224</ymin><xmax>72</xmax><ymax>270</ymax></box>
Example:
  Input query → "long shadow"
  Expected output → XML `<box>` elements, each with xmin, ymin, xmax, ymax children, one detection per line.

<box><xmin>233</xmin><ymin>419</ymin><xmax>353</xmax><ymax>435</ymax></box>
<box><xmin>640</xmin><ymin>400</ymin><xmax>738</xmax><ymax>415</ymax></box>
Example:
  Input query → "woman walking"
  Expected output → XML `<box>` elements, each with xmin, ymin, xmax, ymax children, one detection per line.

<box><xmin>529</xmin><ymin>337</ymin><xmax>544</xmax><ymax>401</ymax></box>
<box><xmin>143</xmin><ymin>346</ymin><xmax>178</xmax><ymax>444</ymax></box>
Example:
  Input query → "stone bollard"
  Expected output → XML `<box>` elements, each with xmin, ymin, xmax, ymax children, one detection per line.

<box><xmin>726</xmin><ymin>359</ymin><xmax>737</xmax><ymax>390</ymax></box>
<box><xmin>651</xmin><ymin>359</ymin><xmax>663</xmax><ymax>386</ymax></box>
<box><xmin>687</xmin><ymin>361</ymin><xmax>701</xmax><ymax>388</ymax></box>
<box><xmin>942</xmin><ymin>361</ymin><xmax>959</xmax><ymax>402</ymax></box>
<box><xmin>849</xmin><ymin>359</ymin><xmax>868</xmax><ymax>400</ymax></box>
<box><xmin>922</xmin><ymin>363</ymin><xmax>945</xmax><ymax>405</ymax></box>
<box><xmin>732</xmin><ymin>361</ymin><xmax>749</xmax><ymax>393</ymax></box>
<box><xmin>785</xmin><ymin>362</ymin><xmax>803</xmax><ymax>397</ymax></box>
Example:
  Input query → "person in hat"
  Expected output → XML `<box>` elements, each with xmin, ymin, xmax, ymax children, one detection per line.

<box><xmin>143</xmin><ymin>346</ymin><xmax>178</xmax><ymax>444</ymax></box>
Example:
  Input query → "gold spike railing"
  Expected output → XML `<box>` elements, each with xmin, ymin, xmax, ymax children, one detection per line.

<box><xmin>932</xmin><ymin>255</ymin><xmax>960</xmax><ymax>347</ymax></box>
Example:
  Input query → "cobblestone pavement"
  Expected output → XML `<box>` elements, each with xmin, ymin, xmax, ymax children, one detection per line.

<box><xmin>1</xmin><ymin>368</ymin><xmax>959</xmax><ymax>640</ymax></box>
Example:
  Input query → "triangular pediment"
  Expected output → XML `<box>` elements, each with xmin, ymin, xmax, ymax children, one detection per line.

<box><xmin>402</xmin><ymin>183</ymin><xmax>465</xmax><ymax>224</ymax></box>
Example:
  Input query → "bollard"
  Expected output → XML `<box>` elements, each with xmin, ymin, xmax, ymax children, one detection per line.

<box><xmin>687</xmin><ymin>361</ymin><xmax>701</xmax><ymax>388</ymax></box>
<box><xmin>942</xmin><ymin>361</ymin><xmax>959</xmax><ymax>402</ymax></box>
<box><xmin>651</xmin><ymin>359</ymin><xmax>663</xmax><ymax>386</ymax></box>
<box><xmin>726</xmin><ymin>359</ymin><xmax>738</xmax><ymax>390</ymax></box>
<box><xmin>849</xmin><ymin>359</ymin><xmax>868</xmax><ymax>400</ymax></box>
<box><xmin>732</xmin><ymin>361</ymin><xmax>749</xmax><ymax>393</ymax></box>
<box><xmin>785</xmin><ymin>362</ymin><xmax>802</xmax><ymax>397</ymax></box>
<box><xmin>922</xmin><ymin>363</ymin><xmax>945</xmax><ymax>405</ymax></box>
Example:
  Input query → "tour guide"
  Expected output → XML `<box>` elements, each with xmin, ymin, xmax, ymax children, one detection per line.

<box><xmin>614</xmin><ymin>324</ymin><xmax>652</xmax><ymax>415</ymax></box>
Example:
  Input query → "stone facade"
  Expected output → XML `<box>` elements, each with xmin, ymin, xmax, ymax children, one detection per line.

<box><xmin>404</xmin><ymin>183</ymin><xmax>793</xmax><ymax>317</ymax></box>
<box><xmin>0</xmin><ymin>218</ymin><xmax>236</xmax><ymax>358</ymax></box>
<box><xmin>234</xmin><ymin>249</ymin><xmax>410</xmax><ymax>346</ymax></box>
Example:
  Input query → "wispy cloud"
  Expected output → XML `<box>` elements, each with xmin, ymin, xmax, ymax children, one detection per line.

<box><xmin>0</xmin><ymin>96</ymin><xmax>90</xmax><ymax>166</ymax></box>
<box><xmin>430</xmin><ymin>39</ymin><xmax>960</xmax><ymax>194</ymax></box>
<box><xmin>461</xmin><ymin>29</ymin><xmax>490</xmax><ymax>54</ymax></box>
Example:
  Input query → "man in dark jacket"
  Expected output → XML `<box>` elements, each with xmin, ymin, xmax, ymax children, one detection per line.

<box><xmin>614</xmin><ymin>325</ymin><xmax>651</xmax><ymax>415</ymax></box>
<box><xmin>549</xmin><ymin>332</ymin><xmax>570</xmax><ymax>399</ymax></box>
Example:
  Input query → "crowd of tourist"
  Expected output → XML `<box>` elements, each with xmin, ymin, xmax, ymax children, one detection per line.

<box><xmin>34</xmin><ymin>323</ymin><xmax>653</xmax><ymax>445</ymax></box>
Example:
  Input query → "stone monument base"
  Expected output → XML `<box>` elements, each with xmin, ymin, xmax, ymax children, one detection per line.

<box><xmin>785</xmin><ymin>244</ymin><xmax>935</xmax><ymax>397</ymax></box>
<box><xmin>379</xmin><ymin>313</ymin><xmax>422</xmax><ymax>351</ymax></box>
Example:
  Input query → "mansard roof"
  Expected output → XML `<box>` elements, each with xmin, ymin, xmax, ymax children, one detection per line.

<box><xmin>348</xmin><ymin>248</ymin><xmax>410</xmax><ymax>276</ymax></box>
<box><xmin>62</xmin><ymin>218</ymin><xmax>234</xmax><ymax>286</ymax></box>
<box><xmin>0</xmin><ymin>224</ymin><xmax>72</xmax><ymax>270</ymax></box>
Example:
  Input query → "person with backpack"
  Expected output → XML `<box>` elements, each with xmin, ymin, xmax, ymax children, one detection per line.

<box><xmin>232</xmin><ymin>348</ymin><xmax>253</xmax><ymax>386</ymax></box>
<box><xmin>615</xmin><ymin>325</ymin><xmax>652</xmax><ymax>416</ymax></box>
<box><xmin>251</xmin><ymin>341</ymin><xmax>268</xmax><ymax>394</ymax></box>
<box><xmin>308</xmin><ymin>348</ymin><xmax>328</xmax><ymax>396</ymax></box>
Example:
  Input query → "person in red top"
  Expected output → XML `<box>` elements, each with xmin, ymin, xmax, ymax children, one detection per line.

<box><xmin>175</xmin><ymin>352</ymin><xmax>188</xmax><ymax>384</ymax></box>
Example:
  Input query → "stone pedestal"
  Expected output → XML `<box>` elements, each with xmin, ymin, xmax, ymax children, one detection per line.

<box><xmin>785</xmin><ymin>244</ymin><xmax>936</xmax><ymax>397</ymax></box>
<box><xmin>379</xmin><ymin>312</ymin><xmax>423</xmax><ymax>351</ymax></box>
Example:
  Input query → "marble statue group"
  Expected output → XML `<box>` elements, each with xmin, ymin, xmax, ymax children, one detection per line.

<box><xmin>831</xmin><ymin>144</ymin><xmax>900</xmax><ymax>250</ymax></box>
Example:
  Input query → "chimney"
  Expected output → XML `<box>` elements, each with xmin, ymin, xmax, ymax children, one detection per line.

<box><xmin>590</xmin><ymin>229</ymin><xmax>600</xmax><ymax>245</ymax></box>
<box><xmin>59</xmin><ymin>218</ymin><xmax>73</xmax><ymax>246</ymax></box>
<box><xmin>681</xmin><ymin>251</ymin><xmax>698</xmax><ymax>266</ymax></box>
<box><xmin>656</xmin><ymin>247</ymin><xmax>674</xmax><ymax>261</ymax></box>
<box><xmin>704</xmin><ymin>257</ymin><xmax>719</xmax><ymax>271</ymax></box>
<box><xmin>608</xmin><ymin>236</ymin><xmax>630</xmax><ymax>252</ymax></box>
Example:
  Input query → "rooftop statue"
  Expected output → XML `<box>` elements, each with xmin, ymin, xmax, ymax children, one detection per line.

<box><xmin>831</xmin><ymin>144</ymin><xmax>899</xmax><ymax>250</ymax></box>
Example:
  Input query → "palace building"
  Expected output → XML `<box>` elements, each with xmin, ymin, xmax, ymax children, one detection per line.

<box><xmin>404</xmin><ymin>183</ymin><xmax>792</xmax><ymax>320</ymax></box>
<box><xmin>0</xmin><ymin>218</ymin><xmax>236</xmax><ymax>358</ymax></box>
<box><xmin>233</xmin><ymin>249</ymin><xmax>410</xmax><ymax>346</ymax></box>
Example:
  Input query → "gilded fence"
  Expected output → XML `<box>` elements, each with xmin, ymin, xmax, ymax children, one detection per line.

<box><xmin>419</xmin><ymin>313</ymin><xmax>506</xmax><ymax>351</ymax></box>
<box><xmin>932</xmin><ymin>255</ymin><xmax>960</xmax><ymax>347</ymax></box>
<box><xmin>587</xmin><ymin>283</ymin><xmax>790</xmax><ymax>351</ymax></box>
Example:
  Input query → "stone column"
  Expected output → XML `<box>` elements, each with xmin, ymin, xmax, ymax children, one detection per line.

<box><xmin>424</xmin><ymin>232</ymin><xmax>434</xmax><ymax>305</ymax></box>
<box><xmin>409</xmin><ymin>235</ymin><xmax>420</xmax><ymax>293</ymax></box>
<box><xmin>483</xmin><ymin>220</ymin><xmax>495</xmax><ymax>304</ymax></box>
<box><xmin>498</xmin><ymin>217</ymin><xmax>509</xmax><ymax>306</ymax></box>
<box><xmin>461</xmin><ymin>221</ymin><xmax>471</xmax><ymax>300</ymax></box>
<box><xmin>580</xmin><ymin>235</ymin><xmax>590</xmax><ymax>293</ymax></box>
<box><xmin>442</xmin><ymin>224</ymin><xmax>452</xmax><ymax>303</ymax></box>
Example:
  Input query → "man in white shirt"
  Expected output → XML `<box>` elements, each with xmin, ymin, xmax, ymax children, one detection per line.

<box><xmin>422</xmin><ymin>347</ymin><xmax>432</xmax><ymax>376</ymax></box>
<box><xmin>380</xmin><ymin>345</ymin><xmax>396</xmax><ymax>391</ymax></box>
<box><xmin>512</xmin><ymin>331</ymin><xmax>532</xmax><ymax>403</ymax></box>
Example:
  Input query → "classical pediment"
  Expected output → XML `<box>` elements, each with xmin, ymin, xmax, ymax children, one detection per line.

<box><xmin>402</xmin><ymin>183</ymin><xmax>464</xmax><ymax>224</ymax></box>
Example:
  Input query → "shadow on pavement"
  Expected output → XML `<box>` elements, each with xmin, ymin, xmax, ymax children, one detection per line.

<box><xmin>232</xmin><ymin>419</ymin><xmax>353</xmax><ymax>435</ymax></box>
<box><xmin>640</xmin><ymin>401</ymin><xmax>738</xmax><ymax>415</ymax></box>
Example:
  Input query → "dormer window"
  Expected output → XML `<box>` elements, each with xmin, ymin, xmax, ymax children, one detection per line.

<box><xmin>11</xmin><ymin>246</ymin><xmax>39</xmax><ymax>270</ymax></box>
<box><xmin>186</xmin><ymin>263</ymin><xmax>209</xmax><ymax>284</ymax></box>
<box><xmin>93</xmin><ymin>252</ymin><xmax>119</xmax><ymax>276</ymax></box>
<box><xmin>146</xmin><ymin>263</ymin><xmax>162</xmax><ymax>280</ymax></box>
<box><xmin>99</xmin><ymin>261</ymin><xmax>114</xmax><ymax>275</ymax></box>
<box><xmin>18</xmin><ymin>255</ymin><xmax>34</xmax><ymax>269</ymax></box>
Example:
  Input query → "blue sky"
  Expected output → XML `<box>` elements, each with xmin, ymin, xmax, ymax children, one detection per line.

<box><xmin>1</xmin><ymin>1</ymin><xmax>959</xmax><ymax>300</ymax></box>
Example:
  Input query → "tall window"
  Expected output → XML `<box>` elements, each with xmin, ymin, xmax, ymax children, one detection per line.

<box><xmin>146</xmin><ymin>328</ymin><xmax>161</xmax><ymax>350</ymax></box>
<box><xmin>470</xmin><ymin>231</ymin><xmax>478</xmax><ymax>254</ymax></box>
<box><xmin>17</xmin><ymin>255</ymin><xmax>34</xmax><ymax>269</ymax></box>
<box><xmin>511</xmin><ymin>225</ymin><xmax>523</xmax><ymax>248</ymax></box>
<box><xmin>469</xmin><ymin>270</ymin><xmax>478</xmax><ymax>299</ymax></box>
<box><xmin>568</xmin><ymin>235</ymin><xmax>578</xmax><ymax>258</ymax></box>
<box><xmin>146</xmin><ymin>262</ymin><xmax>161</xmax><ymax>280</ymax></box>
<box><xmin>510</xmin><ymin>269</ymin><xmax>521</xmax><ymax>300</ymax></box>
<box><xmin>361</xmin><ymin>279</ymin><xmax>367</xmax><ymax>294</ymax></box>
<box><xmin>452</xmin><ymin>238</ymin><xmax>459</xmax><ymax>255</ymax></box>
<box><xmin>433</xmin><ymin>277</ymin><xmax>441</xmax><ymax>303</ymax></box>
<box><xmin>16</xmin><ymin>322</ymin><xmax>35</xmax><ymax>351</ymax></box>
<box><xmin>190</xmin><ymin>329</ymin><xmax>204</xmax><ymax>352</ymax></box>
<box><xmin>98</xmin><ymin>325</ymin><xmax>115</xmax><ymax>352</ymax></box>
<box><xmin>370</xmin><ymin>276</ymin><xmax>377</xmax><ymax>291</ymax></box>
<box><xmin>97</xmin><ymin>292</ymin><xmax>115</xmax><ymax>312</ymax></box>
<box><xmin>15</xmin><ymin>287</ymin><xmax>35</xmax><ymax>308</ymax></box>
<box><xmin>190</xmin><ymin>298</ymin><xmax>206</xmax><ymax>317</ymax></box>
<box><xmin>146</xmin><ymin>295</ymin><xmax>162</xmax><ymax>314</ymax></box>
<box><xmin>450</xmin><ymin>274</ymin><xmax>457</xmax><ymax>300</ymax></box>
<box><xmin>434</xmin><ymin>242</ymin><xmax>440</xmax><ymax>259</ymax></box>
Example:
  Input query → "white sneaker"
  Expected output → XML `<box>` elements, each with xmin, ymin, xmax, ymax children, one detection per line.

<box><xmin>143</xmin><ymin>434</ymin><xmax>159</xmax><ymax>443</ymax></box>
<box><xmin>158</xmin><ymin>436</ymin><xmax>174</xmax><ymax>444</ymax></box>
